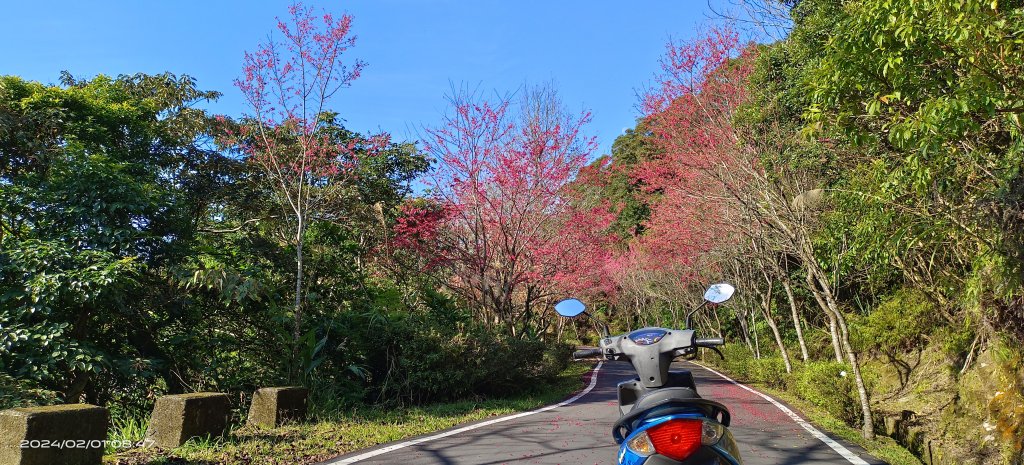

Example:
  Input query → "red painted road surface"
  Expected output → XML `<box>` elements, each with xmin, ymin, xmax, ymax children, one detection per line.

<box><xmin>321</xmin><ymin>361</ymin><xmax>886</xmax><ymax>465</ymax></box>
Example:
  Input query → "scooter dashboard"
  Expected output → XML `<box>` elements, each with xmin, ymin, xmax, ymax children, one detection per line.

<box><xmin>627</xmin><ymin>328</ymin><xmax>667</xmax><ymax>346</ymax></box>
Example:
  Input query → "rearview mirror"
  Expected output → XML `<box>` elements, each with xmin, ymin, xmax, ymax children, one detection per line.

<box><xmin>703</xmin><ymin>283</ymin><xmax>735</xmax><ymax>304</ymax></box>
<box><xmin>554</xmin><ymin>298</ymin><xmax>587</xmax><ymax>318</ymax></box>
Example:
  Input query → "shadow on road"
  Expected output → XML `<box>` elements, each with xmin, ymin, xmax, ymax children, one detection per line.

<box><xmin>323</xmin><ymin>360</ymin><xmax>888</xmax><ymax>465</ymax></box>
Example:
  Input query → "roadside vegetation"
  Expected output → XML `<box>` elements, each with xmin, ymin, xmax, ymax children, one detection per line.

<box><xmin>564</xmin><ymin>0</ymin><xmax>1024</xmax><ymax>463</ymax></box>
<box><xmin>700</xmin><ymin>346</ymin><xmax>922</xmax><ymax>465</ymax></box>
<box><xmin>103</xmin><ymin>363</ymin><xmax>592</xmax><ymax>465</ymax></box>
<box><xmin>1</xmin><ymin>4</ymin><xmax>589</xmax><ymax>463</ymax></box>
<box><xmin>3</xmin><ymin>0</ymin><xmax>1024</xmax><ymax>464</ymax></box>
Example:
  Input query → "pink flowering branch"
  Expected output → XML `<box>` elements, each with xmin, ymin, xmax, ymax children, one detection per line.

<box><xmin>224</xmin><ymin>2</ymin><xmax>387</xmax><ymax>379</ymax></box>
<box><xmin>403</xmin><ymin>86</ymin><xmax>598</xmax><ymax>335</ymax></box>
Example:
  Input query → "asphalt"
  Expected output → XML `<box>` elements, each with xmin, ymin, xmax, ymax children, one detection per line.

<box><xmin>320</xmin><ymin>361</ymin><xmax>888</xmax><ymax>465</ymax></box>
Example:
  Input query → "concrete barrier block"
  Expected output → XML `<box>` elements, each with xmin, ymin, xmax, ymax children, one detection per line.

<box><xmin>247</xmin><ymin>387</ymin><xmax>308</xmax><ymax>428</ymax></box>
<box><xmin>883</xmin><ymin>415</ymin><xmax>899</xmax><ymax>436</ymax></box>
<box><xmin>144</xmin><ymin>392</ymin><xmax>230</xmax><ymax>448</ymax></box>
<box><xmin>0</xmin><ymin>404</ymin><xmax>108</xmax><ymax>465</ymax></box>
<box><xmin>906</xmin><ymin>425</ymin><xmax>927</xmax><ymax>454</ymax></box>
<box><xmin>928</xmin><ymin>441</ymin><xmax>943</xmax><ymax>465</ymax></box>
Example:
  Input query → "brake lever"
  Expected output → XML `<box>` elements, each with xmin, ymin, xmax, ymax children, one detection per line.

<box><xmin>705</xmin><ymin>346</ymin><xmax>725</xmax><ymax>360</ymax></box>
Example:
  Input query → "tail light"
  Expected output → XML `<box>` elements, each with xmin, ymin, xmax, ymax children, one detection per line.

<box><xmin>625</xmin><ymin>419</ymin><xmax>725</xmax><ymax>461</ymax></box>
<box><xmin>646</xmin><ymin>419</ymin><xmax>702</xmax><ymax>460</ymax></box>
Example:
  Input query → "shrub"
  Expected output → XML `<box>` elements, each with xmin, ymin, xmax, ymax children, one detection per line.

<box><xmin>791</xmin><ymin>361</ymin><xmax>858</xmax><ymax>425</ymax></box>
<box><xmin>295</xmin><ymin>283</ymin><xmax>581</xmax><ymax>409</ymax></box>
<box><xmin>747</xmin><ymin>357</ymin><xmax>788</xmax><ymax>389</ymax></box>
<box><xmin>853</xmin><ymin>288</ymin><xmax>936</xmax><ymax>356</ymax></box>
<box><xmin>715</xmin><ymin>343</ymin><xmax>756</xmax><ymax>380</ymax></box>
<box><xmin>381</xmin><ymin>325</ymin><xmax>556</xmax><ymax>404</ymax></box>
<box><xmin>537</xmin><ymin>342</ymin><xmax>574</xmax><ymax>381</ymax></box>
<box><xmin>707</xmin><ymin>344</ymin><xmax>787</xmax><ymax>389</ymax></box>
<box><xmin>804</xmin><ymin>330</ymin><xmax>839</xmax><ymax>361</ymax></box>
<box><xmin>0</xmin><ymin>373</ymin><xmax>59</xmax><ymax>409</ymax></box>
<box><xmin>324</xmin><ymin>291</ymin><xmax>568</xmax><ymax>406</ymax></box>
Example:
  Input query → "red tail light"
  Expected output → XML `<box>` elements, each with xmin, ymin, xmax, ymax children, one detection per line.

<box><xmin>646</xmin><ymin>419</ymin><xmax>703</xmax><ymax>461</ymax></box>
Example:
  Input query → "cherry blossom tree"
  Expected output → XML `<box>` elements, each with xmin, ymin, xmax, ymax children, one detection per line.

<box><xmin>226</xmin><ymin>2</ymin><xmax>386</xmax><ymax>371</ymax></box>
<box><xmin>403</xmin><ymin>85</ymin><xmax>602</xmax><ymax>337</ymax></box>
<box><xmin>636</xmin><ymin>27</ymin><xmax>755</xmax><ymax>261</ymax></box>
<box><xmin>636</xmin><ymin>27</ymin><xmax>876</xmax><ymax>439</ymax></box>
<box><xmin>588</xmin><ymin>28</ymin><xmax>756</xmax><ymax>331</ymax></box>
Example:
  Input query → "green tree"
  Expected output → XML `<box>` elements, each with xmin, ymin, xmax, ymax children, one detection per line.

<box><xmin>1</xmin><ymin>73</ymin><xmax>224</xmax><ymax>404</ymax></box>
<box><xmin>806</xmin><ymin>0</ymin><xmax>1024</xmax><ymax>336</ymax></box>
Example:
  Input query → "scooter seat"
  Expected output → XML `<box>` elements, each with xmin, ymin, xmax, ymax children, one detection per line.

<box><xmin>629</xmin><ymin>387</ymin><xmax>701</xmax><ymax>413</ymax></box>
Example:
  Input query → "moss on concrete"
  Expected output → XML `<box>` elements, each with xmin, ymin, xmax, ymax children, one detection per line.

<box><xmin>144</xmin><ymin>393</ymin><xmax>229</xmax><ymax>449</ymax></box>
<box><xmin>0</xmin><ymin>403</ymin><xmax>107</xmax><ymax>465</ymax></box>
<box><xmin>247</xmin><ymin>387</ymin><xmax>307</xmax><ymax>428</ymax></box>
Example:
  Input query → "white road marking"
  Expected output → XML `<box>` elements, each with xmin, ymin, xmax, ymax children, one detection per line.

<box><xmin>324</xmin><ymin>361</ymin><xmax>605</xmax><ymax>464</ymax></box>
<box><xmin>692</xmin><ymin>362</ymin><xmax>871</xmax><ymax>465</ymax></box>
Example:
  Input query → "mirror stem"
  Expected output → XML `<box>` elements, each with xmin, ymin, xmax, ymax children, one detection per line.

<box><xmin>685</xmin><ymin>301</ymin><xmax>708</xmax><ymax>330</ymax></box>
<box><xmin>582</xmin><ymin>311</ymin><xmax>611</xmax><ymax>337</ymax></box>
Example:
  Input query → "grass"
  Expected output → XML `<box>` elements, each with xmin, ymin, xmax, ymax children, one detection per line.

<box><xmin>753</xmin><ymin>383</ymin><xmax>923</xmax><ymax>465</ymax></box>
<box><xmin>104</xmin><ymin>362</ymin><xmax>593</xmax><ymax>465</ymax></box>
<box><xmin>702</xmin><ymin>358</ymin><xmax>923</xmax><ymax>465</ymax></box>
<box><xmin>106</xmin><ymin>415</ymin><xmax>149</xmax><ymax>454</ymax></box>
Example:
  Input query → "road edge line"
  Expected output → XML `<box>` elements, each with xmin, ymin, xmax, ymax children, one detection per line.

<box><xmin>691</xmin><ymin>361</ymin><xmax>871</xmax><ymax>465</ymax></box>
<box><xmin>322</xmin><ymin>361</ymin><xmax>604</xmax><ymax>464</ymax></box>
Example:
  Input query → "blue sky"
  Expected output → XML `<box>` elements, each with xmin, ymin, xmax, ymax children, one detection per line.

<box><xmin>1</xmin><ymin>1</ymin><xmax>720</xmax><ymax>157</ymax></box>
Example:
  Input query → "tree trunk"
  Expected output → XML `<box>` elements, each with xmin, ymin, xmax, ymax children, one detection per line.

<box><xmin>837</xmin><ymin>308</ymin><xmax>874</xmax><ymax>438</ymax></box>
<box><xmin>808</xmin><ymin>271</ymin><xmax>844</xmax><ymax>363</ymax></box>
<box><xmin>782</xmin><ymin>279</ymin><xmax>810</xmax><ymax>363</ymax></box>
<box><xmin>828</xmin><ymin>317</ymin><xmax>842</xmax><ymax>362</ymax></box>
<box><xmin>761</xmin><ymin>287</ymin><xmax>792</xmax><ymax>373</ymax></box>
<box><xmin>64</xmin><ymin>370</ymin><xmax>90</xmax><ymax>403</ymax></box>
<box><xmin>292</xmin><ymin>219</ymin><xmax>305</xmax><ymax>381</ymax></box>
<box><xmin>735</xmin><ymin>307</ymin><xmax>754</xmax><ymax>351</ymax></box>
<box><xmin>751</xmin><ymin>310</ymin><xmax>761</xmax><ymax>359</ymax></box>
<box><xmin>830</xmin><ymin>304</ymin><xmax>874</xmax><ymax>440</ymax></box>
<box><xmin>755</xmin><ymin>261</ymin><xmax>792</xmax><ymax>372</ymax></box>
<box><xmin>807</xmin><ymin>265</ymin><xmax>875</xmax><ymax>439</ymax></box>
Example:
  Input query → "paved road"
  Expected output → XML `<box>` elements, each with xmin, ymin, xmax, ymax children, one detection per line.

<box><xmin>322</xmin><ymin>361</ymin><xmax>886</xmax><ymax>465</ymax></box>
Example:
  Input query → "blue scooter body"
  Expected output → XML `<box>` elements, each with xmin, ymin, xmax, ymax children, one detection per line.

<box><xmin>610</xmin><ymin>370</ymin><xmax>742</xmax><ymax>465</ymax></box>
<box><xmin>555</xmin><ymin>283</ymin><xmax>742</xmax><ymax>465</ymax></box>
<box><xmin>616</xmin><ymin>412</ymin><xmax>742</xmax><ymax>465</ymax></box>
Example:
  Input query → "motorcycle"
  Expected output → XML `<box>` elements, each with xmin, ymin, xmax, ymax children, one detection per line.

<box><xmin>554</xmin><ymin>283</ymin><xmax>742</xmax><ymax>465</ymax></box>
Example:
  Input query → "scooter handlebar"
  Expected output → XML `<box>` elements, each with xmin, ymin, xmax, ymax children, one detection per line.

<box><xmin>573</xmin><ymin>348</ymin><xmax>603</xmax><ymax>359</ymax></box>
<box><xmin>694</xmin><ymin>337</ymin><xmax>725</xmax><ymax>347</ymax></box>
